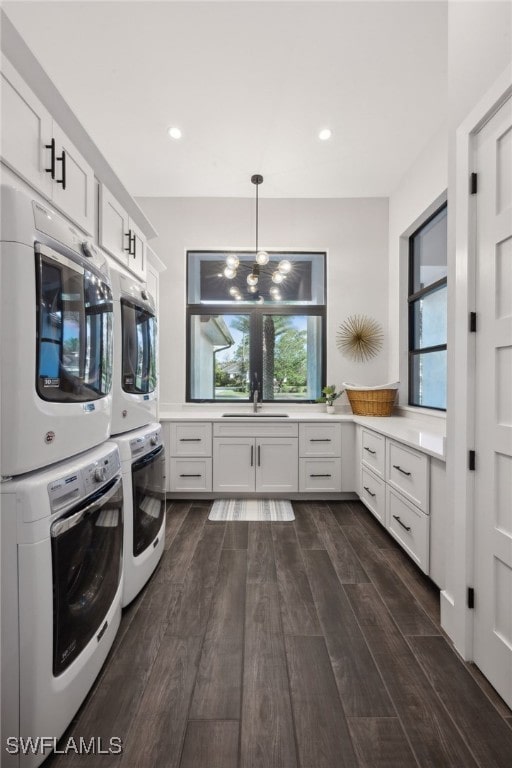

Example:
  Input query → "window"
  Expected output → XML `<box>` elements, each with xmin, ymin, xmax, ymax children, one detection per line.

<box><xmin>408</xmin><ymin>203</ymin><xmax>447</xmax><ymax>410</ymax></box>
<box><xmin>186</xmin><ymin>251</ymin><xmax>326</xmax><ymax>402</ymax></box>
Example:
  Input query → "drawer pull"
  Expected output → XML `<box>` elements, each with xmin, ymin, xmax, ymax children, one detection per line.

<box><xmin>364</xmin><ymin>446</ymin><xmax>376</xmax><ymax>455</ymax></box>
<box><xmin>180</xmin><ymin>438</ymin><xmax>201</xmax><ymax>442</ymax></box>
<box><xmin>310</xmin><ymin>473</ymin><xmax>332</xmax><ymax>478</ymax></box>
<box><xmin>311</xmin><ymin>438</ymin><xmax>331</xmax><ymax>442</ymax></box>
<box><xmin>363</xmin><ymin>486</ymin><xmax>376</xmax><ymax>497</ymax></box>
<box><xmin>250</xmin><ymin>445</ymin><xmax>254</xmax><ymax>467</ymax></box>
<box><xmin>179</xmin><ymin>474</ymin><xmax>202</xmax><ymax>478</ymax></box>
<box><xmin>393</xmin><ymin>464</ymin><xmax>411</xmax><ymax>476</ymax></box>
<box><xmin>392</xmin><ymin>514</ymin><xmax>411</xmax><ymax>532</ymax></box>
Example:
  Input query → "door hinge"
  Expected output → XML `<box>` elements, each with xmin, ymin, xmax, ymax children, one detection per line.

<box><xmin>469</xmin><ymin>312</ymin><xmax>477</xmax><ymax>332</ymax></box>
<box><xmin>469</xmin><ymin>450</ymin><xmax>476</xmax><ymax>471</ymax></box>
<box><xmin>470</xmin><ymin>172</ymin><xmax>478</xmax><ymax>194</ymax></box>
<box><xmin>467</xmin><ymin>587</ymin><xmax>475</xmax><ymax>609</ymax></box>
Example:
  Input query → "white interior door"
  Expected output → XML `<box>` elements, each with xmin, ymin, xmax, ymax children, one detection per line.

<box><xmin>473</xmin><ymin>94</ymin><xmax>512</xmax><ymax>709</ymax></box>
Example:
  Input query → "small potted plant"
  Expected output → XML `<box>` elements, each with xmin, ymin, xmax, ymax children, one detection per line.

<box><xmin>317</xmin><ymin>385</ymin><xmax>343</xmax><ymax>414</ymax></box>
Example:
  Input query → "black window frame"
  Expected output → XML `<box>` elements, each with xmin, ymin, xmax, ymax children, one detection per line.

<box><xmin>186</xmin><ymin>250</ymin><xmax>327</xmax><ymax>404</ymax></box>
<box><xmin>408</xmin><ymin>202</ymin><xmax>448</xmax><ymax>411</ymax></box>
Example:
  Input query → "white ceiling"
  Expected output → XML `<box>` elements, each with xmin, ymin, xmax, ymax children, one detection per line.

<box><xmin>3</xmin><ymin>1</ymin><xmax>448</xmax><ymax>198</ymax></box>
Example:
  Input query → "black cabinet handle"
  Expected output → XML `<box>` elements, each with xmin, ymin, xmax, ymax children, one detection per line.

<box><xmin>393</xmin><ymin>514</ymin><xmax>411</xmax><ymax>532</ymax></box>
<box><xmin>364</xmin><ymin>446</ymin><xmax>376</xmax><ymax>455</ymax></box>
<box><xmin>257</xmin><ymin>445</ymin><xmax>261</xmax><ymax>467</ymax></box>
<box><xmin>311</xmin><ymin>438</ymin><xmax>331</xmax><ymax>442</ymax></box>
<box><xmin>56</xmin><ymin>149</ymin><xmax>66</xmax><ymax>190</ymax></box>
<box><xmin>393</xmin><ymin>464</ymin><xmax>411</xmax><ymax>476</ymax></box>
<box><xmin>179</xmin><ymin>474</ymin><xmax>202</xmax><ymax>478</ymax></box>
<box><xmin>125</xmin><ymin>229</ymin><xmax>133</xmax><ymax>252</ymax></box>
<box><xmin>131</xmin><ymin>232</ymin><xmax>136</xmax><ymax>257</ymax></box>
<box><xmin>250</xmin><ymin>445</ymin><xmax>254</xmax><ymax>467</ymax></box>
<box><xmin>180</xmin><ymin>438</ymin><xmax>201</xmax><ymax>442</ymax></box>
<box><xmin>45</xmin><ymin>138</ymin><xmax>56</xmax><ymax>179</ymax></box>
<box><xmin>310</xmin><ymin>473</ymin><xmax>331</xmax><ymax>478</ymax></box>
<box><xmin>363</xmin><ymin>486</ymin><xmax>376</xmax><ymax>497</ymax></box>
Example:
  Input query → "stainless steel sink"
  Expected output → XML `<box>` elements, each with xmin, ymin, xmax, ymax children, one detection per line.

<box><xmin>222</xmin><ymin>413</ymin><xmax>289</xmax><ymax>418</ymax></box>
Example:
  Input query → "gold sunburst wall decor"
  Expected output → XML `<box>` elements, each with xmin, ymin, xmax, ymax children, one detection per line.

<box><xmin>336</xmin><ymin>314</ymin><xmax>384</xmax><ymax>362</ymax></box>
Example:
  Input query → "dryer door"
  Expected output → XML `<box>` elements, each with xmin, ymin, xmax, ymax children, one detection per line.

<box><xmin>51</xmin><ymin>476</ymin><xmax>123</xmax><ymax>675</ymax></box>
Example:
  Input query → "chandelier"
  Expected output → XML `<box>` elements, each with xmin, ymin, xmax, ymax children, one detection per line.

<box><xmin>222</xmin><ymin>174</ymin><xmax>292</xmax><ymax>301</ymax></box>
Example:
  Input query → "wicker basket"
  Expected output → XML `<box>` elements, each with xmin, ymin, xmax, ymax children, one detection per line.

<box><xmin>346</xmin><ymin>387</ymin><xmax>397</xmax><ymax>416</ymax></box>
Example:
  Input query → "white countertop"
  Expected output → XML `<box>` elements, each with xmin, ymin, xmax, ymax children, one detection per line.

<box><xmin>158</xmin><ymin>407</ymin><xmax>446</xmax><ymax>460</ymax></box>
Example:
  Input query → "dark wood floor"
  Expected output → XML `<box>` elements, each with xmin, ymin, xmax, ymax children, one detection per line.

<box><xmin>47</xmin><ymin>500</ymin><xmax>512</xmax><ymax>768</ymax></box>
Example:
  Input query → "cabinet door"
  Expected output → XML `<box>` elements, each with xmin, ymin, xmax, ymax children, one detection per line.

<box><xmin>1</xmin><ymin>55</ymin><xmax>53</xmax><ymax>198</ymax></box>
<box><xmin>127</xmin><ymin>219</ymin><xmax>146</xmax><ymax>279</ymax></box>
<box><xmin>51</xmin><ymin>123</ymin><xmax>95</xmax><ymax>235</ymax></box>
<box><xmin>99</xmin><ymin>184</ymin><xmax>130</xmax><ymax>266</ymax></box>
<box><xmin>256</xmin><ymin>438</ymin><xmax>298</xmax><ymax>493</ymax></box>
<box><xmin>213</xmin><ymin>438</ymin><xmax>255</xmax><ymax>492</ymax></box>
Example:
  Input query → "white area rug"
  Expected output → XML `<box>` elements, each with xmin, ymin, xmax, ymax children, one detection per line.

<box><xmin>208</xmin><ymin>499</ymin><xmax>295</xmax><ymax>522</ymax></box>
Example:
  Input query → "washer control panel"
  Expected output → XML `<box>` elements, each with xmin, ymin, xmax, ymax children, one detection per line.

<box><xmin>129</xmin><ymin>427</ymin><xmax>162</xmax><ymax>458</ymax></box>
<box><xmin>48</xmin><ymin>447</ymin><xmax>120</xmax><ymax>513</ymax></box>
<box><xmin>83</xmin><ymin>448</ymin><xmax>120</xmax><ymax>494</ymax></box>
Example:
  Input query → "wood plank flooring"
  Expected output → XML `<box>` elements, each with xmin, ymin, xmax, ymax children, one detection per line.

<box><xmin>45</xmin><ymin>499</ymin><xmax>512</xmax><ymax>768</ymax></box>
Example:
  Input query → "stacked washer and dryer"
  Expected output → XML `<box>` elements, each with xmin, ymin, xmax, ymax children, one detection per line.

<box><xmin>108</xmin><ymin>265</ymin><xmax>166</xmax><ymax>608</ymax></box>
<box><xmin>0</xmin><ymin>185</ymin><xmax>164</xmax><ymax>768</ymax></box>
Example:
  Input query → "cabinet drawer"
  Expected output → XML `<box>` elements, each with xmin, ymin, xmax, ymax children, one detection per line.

<box><xmin>170</xmin><ymin>458</ymin><xmax>212</xmax><ymax>492</ymax></box>
<box><xmin>360</xmin><ymin>467</ymin><xmax>386</xmax><ymax>523</ymax></box>
<box><xmin>386</xmin><ymin>486</ymin><xmax>429</xmax><ymax>573</ymax></box>
<box><xmin>299</xmin><ymin>422</ymin><xmax>341</xmax><ymax>457</ymax></box>
<box><xmin>386</xmin><ymin>440</ymin><xmax>429</xmax><ymax>511</ymax></box>
<box><xmin>170</xmin><ymin>422</ymin><xmax>212</xmax><ymax>457</ymax></box>
<box><xmin>361</xmin><ymin>428</ymin><xmax>385</xmax><ymax>478</ymax></box>
<box><xmin>299</xmin><ymin>458</ymin><xmax>341</xmax><ymax>492</ymax></box>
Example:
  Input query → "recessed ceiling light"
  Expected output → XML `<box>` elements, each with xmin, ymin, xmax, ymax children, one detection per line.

<box><xmin>318</xmin><ymin>128</ymin><xmax>332</xmax><ymax>141</ymax></box>
<box><xmin>168</xmin><ymin>126</ymin><xmax>182</xmax><ymax>140</ymax></box>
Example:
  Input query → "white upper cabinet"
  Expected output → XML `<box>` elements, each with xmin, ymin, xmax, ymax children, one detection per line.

<box><xmin>1</xmin><ymin>56</ymin><xmax>94</xmax><ymax>235</ymax></box>
<box><xmin>99</xmin><ymin>184</ymin><xmax>146</xmax><ymax>279</ymax></box>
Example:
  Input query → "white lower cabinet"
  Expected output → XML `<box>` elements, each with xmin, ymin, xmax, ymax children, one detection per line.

<box><xmin>357</xmin><ymin>425</ymin><xmax>442</xmax><ymax>581</ymax></box>
<box><xmin>298</xmin><ymin>422</ymin><xmax>342</xmax><ymax>492</ymax></box>
<box><xmin>213</xmin><ymin>437</ymin><xmax>298</xmax><ymax>493</ymax></box>
<box><xmin>166</xmin><ymin>421</ymin><xmax>213</xmax><ymax>492</ymax></box>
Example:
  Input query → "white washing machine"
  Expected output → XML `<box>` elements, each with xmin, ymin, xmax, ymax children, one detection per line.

<box><xmin>112</xmin><ymin>422</ymin><xmax>166</xmax><ymax>606</ymax></box>
<box><xmin>0</xmin><ymin>185</ymin><xmax>113</xmax><ymax>477</ymax></box>
<box><xmin>1</xmin><ymin>442</ymin><xmax>124</xmax><ymax>768</ymax></box>
<box><xmin>109</xmin><ymin>265</ymin><xmax>157</xmax><ymax>436</ymax></box>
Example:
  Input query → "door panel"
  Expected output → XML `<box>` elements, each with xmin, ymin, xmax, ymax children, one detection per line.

<box><xmin>256</xmin><ymin>438</ymin><xmax>298</xmax><ymax>492</ymax></box>
<box><xmin>213</xmin><ymin>437</ymin><xmax>254</xmax><ymax>492</ymax></box>
<box><xmin>473</xmin><ymin>95</ymin><xmax>512</xmax><ymax>709</ymax></box>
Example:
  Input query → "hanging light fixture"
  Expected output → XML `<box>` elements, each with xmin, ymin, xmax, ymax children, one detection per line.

<box><xmin>221</xmin><ymin>174</ymin><xmax>293</xmax><ymax>300</ymax></box>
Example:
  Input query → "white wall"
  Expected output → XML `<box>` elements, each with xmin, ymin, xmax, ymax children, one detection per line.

<box><xmin>136</xmin><ymin>196</ymin><xmax>389</xmax><ymax>408</ymax></box>
<box><xmin>387</xmin><ymin>124</ymin><xmax>448</xmax><ymax>405</ymax></box>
